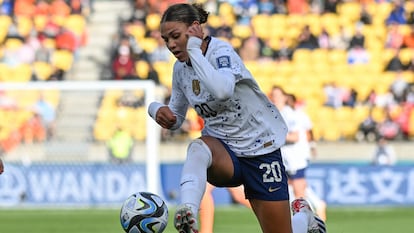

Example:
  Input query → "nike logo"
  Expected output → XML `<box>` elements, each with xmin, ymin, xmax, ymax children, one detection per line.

<box><xmin>268</xmin><ymin>186</ymin><xmax>281</xmax><ymax>192</ymax></box>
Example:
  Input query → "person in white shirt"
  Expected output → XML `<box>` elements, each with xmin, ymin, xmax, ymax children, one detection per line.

<box><xmin>148</xmin><ymin>3</ymin><xmax>326</xmax><ymax>233</ymax></box>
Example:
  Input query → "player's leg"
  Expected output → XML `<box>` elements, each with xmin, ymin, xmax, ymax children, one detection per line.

<box><xmin>292</xmin><ymin>198</ymin><xmax>327</xmax><ymax>233</ymax></box>
<box><xmin>238</xmin><ymin>149</ymin><xmax>294</xmax><ymax>233</ymax></box>
<box><xmin>199</xmin><ymin>183</ymin><xmax>216</xmax><ymax>233</ymax></box>
<box><xmin>175</xmin><ymin>136</ymin><xmax>235</xmax><ymax>233</ymax></box>
<box><xmin>250</xmin><ymin>199</ymin><xmax>293</xmax><ymax>233</ymax></box>
<box><xmin>305</xmin><ymin>187</ymin><xmax>327</xmax><ymax>221</ymax></box>
<box><xmin>228</xmin><ymin>185</ymin><xmax>251</xmax><ymax>208</ymax></box>
<box><xmin>288</xmin><ymin>169</ymin><xmax>307</xmax><ymax>199</ymax></box>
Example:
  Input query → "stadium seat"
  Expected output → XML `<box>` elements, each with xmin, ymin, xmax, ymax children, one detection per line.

<box><xmin>146</xmin><ymin>13</ymin><xmax>161</xmax><ymax>31</ymax></box>
<box><xmin>16</xmin><ymin>16</ymin><xmax>33</xmax><ymax>37</ymax></box>
<box><xmin>51</xmin><ymin>49</ymin><xmax>74</xmax><ymax>71</ymax></box>
<box><xmin>63</xmin><ymin>14</ymin><xmax>86</xmax><ymax>38</ymax></box>
<box><xmin>33</xmin><ymin>61</ymin><xmax>54</xmax><ymax>81</ymax></box>
<box><xmin>9</xmin><ymin>64</ymin><xmax>32</xmax><ymax>82</ymax></box>
<box><xmin>135</xmin><ymin>60</ymin><xmax>150</xmax><ymax>79</ymax></box>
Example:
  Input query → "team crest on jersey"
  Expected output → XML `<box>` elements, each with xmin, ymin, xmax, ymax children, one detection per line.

<box><xmin>216</xmin><ymin>56</ymin><xmax>231</xmax><ymax>68</ymax></box>
<box><xmin>192</xmin><ymin>79</ymin><xmax>201</xmax><ymax>95</ymax></box>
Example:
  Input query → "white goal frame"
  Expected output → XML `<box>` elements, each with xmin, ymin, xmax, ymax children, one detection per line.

<box><xmin>0</xmin><ymin>80</ymin><xmax>163</xmax><ymax>196</ymax></box>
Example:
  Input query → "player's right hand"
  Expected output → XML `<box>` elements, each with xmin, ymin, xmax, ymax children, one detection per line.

<box><xmin>155</xmin><ymin>106</ymin><xmax>177</xmax><ymax>129</ymax></box>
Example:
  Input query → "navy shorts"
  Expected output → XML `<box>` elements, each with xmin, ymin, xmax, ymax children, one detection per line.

<box><xmin>287</xmin><ymin>167</ymin><xmax>306</xmax><ymax>180</ymax></box>
<box><xmin>216</xmin><ymin>141</ymin><xmax>290</xmax><ymax>201</ymax></box>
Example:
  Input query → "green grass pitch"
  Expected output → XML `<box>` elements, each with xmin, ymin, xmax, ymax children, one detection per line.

<box><xmin>0</xmin><ymin>206</ymin><xmax>412</xmax><ymax>233</ymax></box>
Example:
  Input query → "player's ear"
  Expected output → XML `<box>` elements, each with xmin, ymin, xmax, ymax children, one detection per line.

<box><xmin>191</xmin><ymin>21</ymin><xmax>200</xmax><ymax>26</ymax></box>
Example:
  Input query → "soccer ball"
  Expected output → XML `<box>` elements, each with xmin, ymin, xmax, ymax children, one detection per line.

<box><xmin>120</xmin><ymin>192</ymin><xmax>169</xmax><ymax>233</ymax></box>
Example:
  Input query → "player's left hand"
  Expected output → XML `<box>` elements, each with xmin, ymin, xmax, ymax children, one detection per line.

<box><xmin>186</xmin><ymin>21</ymin><xmax>203</xmax><ymax>40</ymax></box>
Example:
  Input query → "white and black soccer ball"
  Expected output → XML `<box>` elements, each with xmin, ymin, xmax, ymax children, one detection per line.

<box><xmin>120</xmin><ymin>192</ymin><xmax>169</xmax><ymax>233</ymax></box>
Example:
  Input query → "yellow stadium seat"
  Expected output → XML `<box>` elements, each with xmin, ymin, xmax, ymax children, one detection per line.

<box><xmin>33</xmin><ymin>15</ymin><xmax>47</xmax><ymax>31</ymax></box>
<box><xmin>232</xmin><ymin>24</ymin><xmax>252</xmax><ymax>39</ymax></box>
<box><xmin>399</xmin><ymin>48</ymin><xmax>414</xmax><ymax>65</ymax></box>
<box><xmin>64</xmin><ymin>14</ymin><xmax>86</xmax><ymax>38</ymax></box>
<box><xmin>52</xmin><ymin>49</ymin><xmax>74</xmax><ymax>71</ymax></box>
<box><xmin>16</xmin><ymin>16</ymin><xmax>33</xmax><ymax>37</ymax></box>
<box><xmin>251</xmin><ymin>14</ymin><xmax>271</xmax><ymax>39</ymax></box>
<box><xmin>135</xmin><ymin>60</ymin><xmax>150</xmax><ymax>79</ymax></box>
<box><xmin>10</xmin><ymin>64</ymin><xmax>32</xmax><ymax>82</ymax></box>
<box><xmin>129</xmin><ymin>24</ymin><xmax>146</xmax><ymax>41</ymax></box>
<box><xmin>328</xmin><ymin>49</ymin><xmax>347</xmax><ymax>65</ymax></box>
<box><xmin>146</xmin><ymin>13</ymin><xmax>161</xmax><ymax>31</ymax></box>
<box><xmin>337</xmin><ymin>2</ymin><xmax>361</xmax><ymax>22</ymax></box>
<box><xmin>33</xmin><ymin>61</ymin><xmax>54</xmax><ymax>81</ymax></box>
<box><xmin>5</xmin><ymin>38</ymin><xmax>23</xmax><ymax>50</ymax></box>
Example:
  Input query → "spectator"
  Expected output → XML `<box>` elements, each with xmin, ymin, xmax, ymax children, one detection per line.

<box><xmin>287</xmin><ymin>0</ymin><xmax>308</xmax><ymax>14</ymax></box>
<box><xmin>349</xmin><ymin>23</ymin><xmax>365</xmax><ymax>49</ymax></box>
<box><xmin>233</xmin><ymin>0</ymin><xmax>258</xmax><ymax>25</ymax></box>
<box><xmin>318</xmin><ymin>26</ymin><xmax>331</xmax><ymax>49</ymax></box>
<box><xmin>371</xmin><ymin>136</ymin><xmax>397</xmax><ymax>165</ymax></box>
<box><xmin>384</xmin><ymin>49</ymin><xmax>405</xmax><ymax>71</ymax></box>
<box><xmin>390</xmin><ymin>71</ymin><xmax>409</xmax><ymax>103</ymax></box>
<box><xmin>148</xmin><ymin>30</ymin><xmax>171</xmax><ymax>63</ymax></box>
<box><xmin>107</xmin><ymin>127</ymin><xmax>134</xmax><ymax>164</ymax></box>
<box><xmin>295</xmin><ymin>25</ymin><xmax>319</xmax><ymax>50</ymax></box>
<box><xmin>258</xmin><ymin>0</ymin><xmax>276</xmax><ymax>15</ymax></box>
<box><xmin>402</xmin><ymin>25</ymin><xmax>414</xmax><ymax>48</ymax></box>
<box><xmin>323</xmin><ymin>82</ymin><xmax>343</xmax><ymax>108</ymax></box>
<box><xmin>330</xmin><ymin>25</ymin><xmax>352</xmax><ymax>50</ymax></box>
<box><xmin>386</xmin><ymin>0</ymin><xmax>406</xmax><ymax>25</ymax></box>
<box><xmin>112</xmin><ymin>45</ymin><xmax>136</xmax><ymax>80</ymax></box>
<box><xmin>32</xmin><ymin>93</ymin><xmax>56</xmax><ymax>140</ymax></box>
<box><xmin>359</xmin><ymin>4</ymin><xmax>373</xmax><ymax>25</ymax></box>
<box><xmin>355</xmin><ymin>108</ymin><xmax>378</xmax><ymax>142</ymax></box>
<box><xmin>385</xmin><ymin>22</ymin><xmax>404</xmax><ymax>49</ymax></box>
<box><xmin>128</xmin><ymin>0</ymin><xmax>149</xmax><ymax>23</ymax></box>
<box><xmin>377</xmin><ymin>112</ymin><xmax>401</xmax><ymax>140</ymax></box>
<box><xmin>347</xmin><ymin>45</ymin><xmax>370</xmax><ymax>64</ymax></box>
<box><xmin>238</xmin><ymin>36</ymin><xmax>263</xmax><ymax>61</ymax></box>
<box><xmin>323</xmin><ymin>0</ymin><xmax>339</xmax><ymax>14</ymax></box>
<box><xmin>274</xmin><ymin>37</ymin><xmax>294</xmax><ymax>61</ymax></box>
<box><xmin>55</xmin><ymin>27</ymin><xmax>79</xmax><ymax>53</ymax></box>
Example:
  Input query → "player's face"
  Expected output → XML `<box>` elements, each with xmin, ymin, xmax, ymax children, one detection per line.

<box><xmin>160</xmin><ymin>21</ymin><xmax>189</xmax><ymax>62</ymax></box>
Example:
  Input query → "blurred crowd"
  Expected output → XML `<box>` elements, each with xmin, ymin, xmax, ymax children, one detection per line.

<box><xmin>0</xmin><ymin>0</ymin><xmax>92</xmax><ymax>153</ymax></box>
<box><xmin>106</xmin><ymin>0</ymin><xmax>414</xmax><ymax>142</ymax></box>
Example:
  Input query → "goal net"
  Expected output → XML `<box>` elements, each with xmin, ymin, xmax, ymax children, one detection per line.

<box><xmin>0</xmin><ymin>80</ymin><xmax>165</xmax><ymax>207</ymax></box>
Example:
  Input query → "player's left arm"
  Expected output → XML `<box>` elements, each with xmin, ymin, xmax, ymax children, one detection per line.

<box><xmin>186</xmin><ymin>23</ymin><xmax>235</xmax><ymax>100</ymax></box>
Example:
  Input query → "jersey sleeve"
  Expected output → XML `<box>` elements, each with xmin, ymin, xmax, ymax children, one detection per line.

<box><xmin>167</xmin><ymin>63</ymin><xmax>190</xmax><ymax>130</ymax></box>
<box><xmin>187</xmin><ymin>37</ymin><xmax>236</xmax><ymax>100</ymax></box>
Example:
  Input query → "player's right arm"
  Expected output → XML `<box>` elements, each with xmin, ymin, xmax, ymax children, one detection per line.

<box><xmin>148</xmin><ymin>66</ymin><xmax>189</xmax><ymax>130</ymax></box>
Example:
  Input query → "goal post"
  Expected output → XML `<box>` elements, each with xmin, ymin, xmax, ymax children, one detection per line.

<box><xmin>0</xmin><ymin>80</ymin><xmax>164</xmax><ymax>197</ymax></box>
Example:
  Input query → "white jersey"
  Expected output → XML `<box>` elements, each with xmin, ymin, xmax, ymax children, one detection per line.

<box><xmin>294</xmin><ymin>108</ymin><xmax>313</xmax><ymax>161</ymax></box>
<box><xmin>280</xmin><ymin>106</ymin><xmax>308</xmax><ymax>172</ymax></box>
<box><xmin>154</xmin><ymin>37</ymin><xmax>287</xmax><ymax>157</ymax></box>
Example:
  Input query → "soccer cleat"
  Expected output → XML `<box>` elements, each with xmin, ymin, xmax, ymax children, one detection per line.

<box><xmin>174</xmin><ymin>204</ymin><xmax>199</xmax><ymax>233</ymax></box>
<box><xmin>291</xmin><ymin>198</ymin><xmax>327</xmax><ymax>233</ymax></box>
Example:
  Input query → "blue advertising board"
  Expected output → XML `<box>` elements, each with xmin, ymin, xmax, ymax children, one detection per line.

<box><xmin>0</xmin><ymin>162</ymin><xmax>413</xmax><ymax>207</ymax></box>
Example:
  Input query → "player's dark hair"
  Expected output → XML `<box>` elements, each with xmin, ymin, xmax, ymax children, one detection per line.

<box><xmin>160</xmin><ymin>3</ymin><xmax>209</xmax><ymax>26</ymax></box>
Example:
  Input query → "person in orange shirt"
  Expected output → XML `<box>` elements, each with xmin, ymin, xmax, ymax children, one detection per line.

<box><xmin>403</xmin><ymin>25</ymin><xmax>414</xmax><ymax>48</ymax></box>
<box><xmin>49</xmin><ymin>0</ymin><xmax>71</xmax><ymax>17</ymax></box>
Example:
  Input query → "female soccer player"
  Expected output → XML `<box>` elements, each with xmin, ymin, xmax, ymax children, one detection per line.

<box><xmin>148</xmin><ymin>3</ymin><xmax>325</xmax><ymax>233</ymax></box>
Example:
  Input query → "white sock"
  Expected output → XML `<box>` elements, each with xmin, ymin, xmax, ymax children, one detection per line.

<box><xmin>180</xmin><ymin>139</ymin><xmax>212</xmax><ymax>218</ymax></box>
<box><xmin>292</xmin><ymin>212</ymin><xmax>309</xmax><ymax>233</ymax></box>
